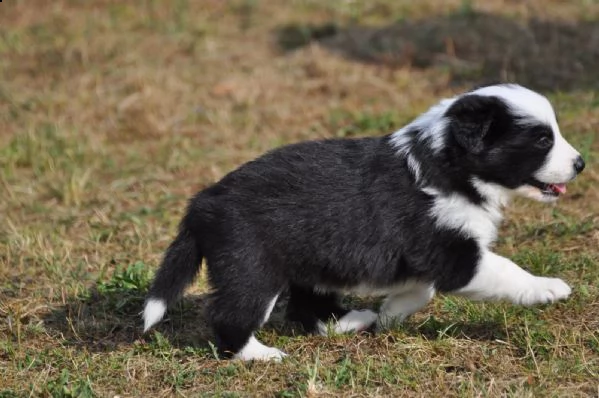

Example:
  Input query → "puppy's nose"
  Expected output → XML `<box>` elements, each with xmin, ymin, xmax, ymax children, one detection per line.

<box><xmin>574</xmin><ymin>156</ymin><xmax>585</xmax><ymax>174</ymax></box>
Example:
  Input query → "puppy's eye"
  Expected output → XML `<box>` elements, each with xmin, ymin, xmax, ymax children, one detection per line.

<box><xmin>536</xmin><ymin>136</ymin><xmax>553</xmax><ymax>148</ymax></box>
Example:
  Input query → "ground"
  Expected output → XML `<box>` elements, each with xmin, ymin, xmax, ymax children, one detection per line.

<box><xmin>1</xmin><ymin>1</ymin><xmax>598</xmax><ymax>397</ymax></box>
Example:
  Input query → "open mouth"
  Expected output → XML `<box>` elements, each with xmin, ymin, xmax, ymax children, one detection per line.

<box><xmin>526</xmin><ymin>179</ymin><xmax>567</xmax><ymax>197</ymax></box>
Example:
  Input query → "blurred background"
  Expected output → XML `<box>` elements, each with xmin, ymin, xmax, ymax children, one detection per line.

<box><xmin>1</xmin><ymin>1</ymin><xmax>598</xmax><ymax>397</ymax></box>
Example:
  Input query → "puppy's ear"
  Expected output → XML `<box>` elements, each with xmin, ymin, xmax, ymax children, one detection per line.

<box><xmin>445</xmin><ymin>95</ymin><xmax>507</xmax><ymax>154</ymax></box>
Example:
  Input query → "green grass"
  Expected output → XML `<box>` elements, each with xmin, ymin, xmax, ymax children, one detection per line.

<box><xmin>1</xmin><ymin>0</ymin><xmax>599</xmax><ymax>396</ymax></box>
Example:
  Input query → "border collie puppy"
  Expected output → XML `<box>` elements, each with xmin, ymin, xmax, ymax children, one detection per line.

<box><xmin>143</xmin><ymin>84</ymin><xmax>585</xmax><ymax>361</ymax></box>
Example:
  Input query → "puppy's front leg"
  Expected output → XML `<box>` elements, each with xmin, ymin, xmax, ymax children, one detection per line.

<box><xmin>455</xmin><ymin>250</ymin><xmax>571</xmax><ymax>306</ymax></box>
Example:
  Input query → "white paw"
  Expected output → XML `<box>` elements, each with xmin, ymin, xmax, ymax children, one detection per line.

<box><xmin>235</xmin><ymin>346</ymin><xmax>287</xmax><ymax>362</ymax></box>
<box><xmin>234</xmin><ymin>336</ymin><xmax>287</xmax><ymax>362</ymax></box>
<box><xmin>516</xmin><ymin>277</ymin><xmax>572</xmax><ymax>306</ymax></box>
<box><xmin>317</xmin><ymin>309</ymin><xmax>378</xmax><ymax>336</ymax></box>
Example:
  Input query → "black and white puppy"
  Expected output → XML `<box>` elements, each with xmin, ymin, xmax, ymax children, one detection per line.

<box><xmin>143</xmin><ymin>84</ymin><xmax>585</xmax><ymax>361</ymax></box>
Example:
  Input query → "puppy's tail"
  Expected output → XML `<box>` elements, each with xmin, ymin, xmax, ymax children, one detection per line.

<box><xmin>143</xmin><ymin>216</ymin><xmax>202</xmax><ymax>332</ymax></box>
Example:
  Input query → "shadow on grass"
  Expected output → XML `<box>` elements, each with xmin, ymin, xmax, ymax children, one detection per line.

<box><xmin>405</xmin><ymin>316</ymin><xmax>507</xmax><ymax>342</ymax></box>
<box><xmin>41</xmin><ymin>262</ymin><xmax>215</xmax><ymax>353</ymax></box>
<box><xmin>42</xmin><ymin>292</ymin><xmax>217</xmax><ymax>353</ymax></box>
<box><xmin>276</xmin><ymin>11</ymin><xmax>599</xmax><ymax>91</ymax></box>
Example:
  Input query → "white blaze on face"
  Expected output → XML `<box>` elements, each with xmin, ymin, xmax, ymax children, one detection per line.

<box><xmin>472</xmin><ymin>84</ymin><xmax>581</xmax><ymax>184</ymax></box>
<box><xmin>534</xmin><ymin>129</ymin><xmax>580</xmax><ymax>183</ymax></box>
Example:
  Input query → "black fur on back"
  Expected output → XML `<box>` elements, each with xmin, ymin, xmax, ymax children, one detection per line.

<box><xmin>193</xmin><ymin>136</ymin><xmax>479</xmax><ymax>293</ymax></box>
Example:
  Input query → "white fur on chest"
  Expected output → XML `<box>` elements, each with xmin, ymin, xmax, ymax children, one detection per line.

<box><xmin>426</xmin><ymin>180</ymin><xmax>510</xmax><ymax>247</ymax></box>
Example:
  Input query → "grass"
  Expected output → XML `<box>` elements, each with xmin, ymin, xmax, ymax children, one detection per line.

<box><xmin>1</xmin><ymin>0</ymin><xmax>598</xmax><ymax>396</ymax></box>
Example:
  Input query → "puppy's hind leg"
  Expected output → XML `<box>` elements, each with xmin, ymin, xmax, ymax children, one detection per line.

<box><xmin>208</xmin><ymin>285</ymin><xmax>286</xmax><ymax>361</ymax></box>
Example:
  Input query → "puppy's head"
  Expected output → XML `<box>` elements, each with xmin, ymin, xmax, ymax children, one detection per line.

<box><xmin>445</xmin><ymin>84</ymin><xmax>585</xmax><ymax>202</ymax></box>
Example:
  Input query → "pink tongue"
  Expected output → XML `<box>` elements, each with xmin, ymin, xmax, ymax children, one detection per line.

<box><xmin>550</xmin><ymin>183</ymin><xmax>567</xmax><ymax>194</ymax></box>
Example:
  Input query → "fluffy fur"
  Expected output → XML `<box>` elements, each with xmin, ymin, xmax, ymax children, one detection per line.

<box><xmin>143</xmin><ymin>84</ymin><xmax>584</xmax><ymax>361</ymax></box>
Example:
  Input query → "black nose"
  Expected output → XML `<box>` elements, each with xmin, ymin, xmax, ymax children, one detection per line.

<box><xmin>574</xmin><ymin>156</ymin><xmax>585</xmax><ymax>174</ymax></box>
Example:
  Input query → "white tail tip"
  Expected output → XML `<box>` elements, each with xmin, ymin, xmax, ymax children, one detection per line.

<box><xmin>143</xmin><ymin>298</ymin><xmax>167</xmax><ymax>332</ymax></box>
